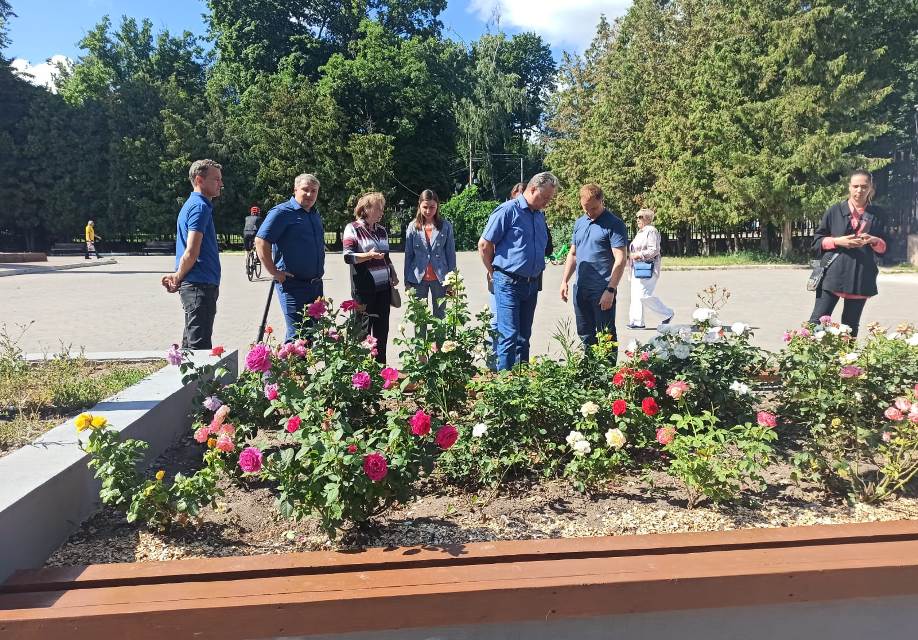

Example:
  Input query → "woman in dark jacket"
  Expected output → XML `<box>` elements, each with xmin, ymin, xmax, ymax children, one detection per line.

<box><xmin>807</xmin><ymin>169</ymin><xmax>887</xmax><ymax>336</ymax></box>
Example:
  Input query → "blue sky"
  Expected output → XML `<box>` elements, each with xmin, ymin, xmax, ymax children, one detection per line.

<box><xmin>7</xmin><ymin>0</ymin><xmax>632</xmax><ymax>87</ymax></box>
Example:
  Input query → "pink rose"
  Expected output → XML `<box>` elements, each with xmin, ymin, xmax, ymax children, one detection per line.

<box><xmin>213</xmin><ymin>404</ymin><xmax>230</xmax><ymax>426</ymax></box>
<box><xmin>363</xmin><ymin>452</ymin><xmax>388</xmax><ymax>482</ymax></box>
<box><xmin>666</xmin><ymin>380</ymin><xmax>690</xmax><ymax>400</ymax></box>
<box><xmin>166</xmin><ymin>344</ymin><xmax>184</xmax><ymax>366</ymax></box>
<box><xmin>839</xmin><ymin>365</ymin><xmax>863</xmax><ymax>379</ymax></box>
<box><xmin>640</xmin><ymin>352</ymin><xmax>650</xmax><ymax>361</ymax></box>
<box><xmin>340</xmin><ymin>300</ymin><xmax>358</xmax><ymax>312</ymax></box>
<box><xmin>194</xmin><ymin>426</ymin><xmax>209</xmax><ymax>443</ymax></box>
<box><xmin>215</xmin><ymin>434</ymin><xmax>235</xmax><ymax>452</ymax></box>
<box><xmin>380</xmin><ymin>367</ymin><xmax>400</xmax><ymax>390</ymax></box>
<box><xmin>351</xmin><ymin>371</ymin><xmax>371</xmax><ymax>390</ymax></box>
<box><xmin>819</xmin><ymin>315</ymin><xmax>833</xmax><ymax>325</ymax></box>
<box><xmin>264</xmin><ymin>383</ymin><xmax>279</xmax><ymax>401</ymax></box>
<box><xmin>286</xmin><ymin>415</ymin><xmax>302</xmax><ymax>433</ymax></box>
<box><xmin>756</xmin><ymin>411</ymin><xmax>778</xmax><ymax>428</ymax></box>
<box><xmin>909</xmin><ymin>412</ymin><xmax>918</xmax><ymax>425</ymax></box>
<box><xmin>238</xmin><ymin>446</ymin><xmax>263</xmax><ymax>473</ymax></box>
<box><xmin>782</xmin><ymin>331</ymin><xmax>792</xmax><ymax>343</ymax></box>
<box><xmin>885</xmin><ymin>406</ymin><xmax>904</xmax><ymax>422</ymax></box>
<box><xmin>894</xmin><ymin>397</ymin><xmax>911</xmax><ymax>412</ymax></box>
<box><xmin>347</xmin><ymin>443</ymin><xmax>358</xmax><ymax>454</ymax></box>
<box><xmin>656</xmin><ymin>426</ymin><xmax>676</xmax><ymax>446</ymax></box>
<box><xmin>218</xmin><ymin>423</ymin><xmax>235</xmax><ymax>437</ymax></box>
<box><xmin>882</xmin><ymin>431</ymin><xmax>893</xmax><ymax>443</ymax></box>
<box><xmin>409</xmin><ymin>410</ymin><xmax>432</xmax><ymax>436</ymax></box>
<box><xmin>797</xmin><ymin>327</ymin><xmax>811</xmax><ymax>338</ymax></box>
<box><xmin>203</xmin><ymin>396</ymin><xmax>222</xmax><ymax>412</ymax></box>
<box><xmin>245</xmin><ymin>343</ymin><xmax>272</xmax><ymax>373</ymax></box>
<box><xmin>435</xmin><ymin>424</ymin><xmax>459</xmax><ymax>450</ymax></box>
<box><xmin>307</xmin><ymin>299</ymin><xmax>327</xmax><ymax>319</ymax></box>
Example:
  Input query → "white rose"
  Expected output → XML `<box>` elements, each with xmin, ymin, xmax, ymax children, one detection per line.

<box><xmin>580</xmin><ymin>401</ymin><xmax>600</xmax><ymax>417</ymax></box>
<box><xmin>398</xmin><ymin>324</ymin><xmax>407</xmax><ymax>334</ymax></box>
<box><xmin>472</xmin><ymin>423</ymin><xmax>488</xmax><ymax>438</ymax></box>
<box><xmin>908</xmin><ymin>334</ymin><xmax>918</xmax><ymax>347</ymax></box>
<box><xmin>626</xmin><ymin>339</ymin><xmax>639</xmax><ymax>352</ymax></box>
<box><xmin>839</xmin><ymin>323</ymin><xmax>852</xmax><ymax>334</ymax></box>
<box><xmin>657</xmin><ymin>324</ymin><xmax>673</xmax><ymax>335</ymax></box>
<box><xmin>842</xmin><ymin>352</ymin><xmax>860</xmax><ymax>363</ymax></box>
<box><xmin>692</xmin><ymin>308</ymin><xmax>716</xmax><ymax>322</ymax></box>
<box><xmin>827</xmin><ymin>326</ymin><xmax>841</xmax><ymax>336</ymax></box>
<box><xmin>658</xmin><ymin>347</ymin><xmax>671</xmax><ymax>360</ymax></box>
<box><xmin>565</xmin><ymin>430</ymin><xmax>585</xmax><ymax>446</ymax></box>
<box><xmin>441</xmin><ymin>340</ymin><xmax>458</xmax><ymax>353</ymax></box>
<box><xmin>729</xmin><ymin>381</ymin><xmax>749</xmax><ymax>395</ymax></box>
<box><xmin>887</xmin><ymin>331</ymin><xmax>902</xmax><ymax>341</ymax></box>
<box><xmin>813</xmin><ymin>331</ymin><xmax>826</xmax><ymax>342</ymax></box>
<box><xmin>443</xmin><ymin>270</ymin><xmax>463</xmax><ymax>287</ymax></box>
<box><xmin>731</xmin><ymin>322</ymin><xmax>747</xmax><ymax>336</ymax></box>
<box><xmin>572</xmin><ymin>439</ymin><xmax>592</xmax><ymax>456</ymax></box>
<box><xmin>678</xmin><ymin>327</ymin><xmax>693</xmax><ymax>342</ymax></box>
<box><xmin>673</xmin><ymin>344</ymin><xmax>691</xmax><ymax>359</ymax></box>
<box><xmin>605</xmin><ymin>428</ymin><xmax>626</xmax><ymax>450</ymax></box>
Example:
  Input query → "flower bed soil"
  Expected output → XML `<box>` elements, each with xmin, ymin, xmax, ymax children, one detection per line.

<box><xmin>47</xmin><ymin>429</ymin><xmax>918</xmax><ymax>567</ymax></box>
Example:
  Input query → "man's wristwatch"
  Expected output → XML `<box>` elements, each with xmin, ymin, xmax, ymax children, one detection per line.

<box><xmin>606</xmin><ymin>286</ymin><xmax>616</xmax><ymax>294</ymax></box>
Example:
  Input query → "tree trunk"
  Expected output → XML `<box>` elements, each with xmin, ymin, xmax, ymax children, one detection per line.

<box><xmin>701</xmin><ymin>230</ymin><xmax>711</xmax><ymax>256</ymax></box>
<box><xmin>683</xmin><ymin>225</ymin><xmax>692</xmax><ymax>256</ymax></box>
<box><xmin>732</xmin><ymin>229</ymin><xmax>740</xmax><ymax>253</ymax></box>
<box><xmin>781</xmin><ymin>219</ymin><xmax>794</xmax><ymax>258</ymax></box>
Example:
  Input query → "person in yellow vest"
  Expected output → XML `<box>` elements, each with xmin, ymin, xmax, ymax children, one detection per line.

<box><xmin>84</xmin><ymin>220</ymin><xmax>102</xmax><ymax>259</ymax></box>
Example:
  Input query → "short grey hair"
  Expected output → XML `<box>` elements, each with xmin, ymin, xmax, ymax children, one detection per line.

<box><xmin>294</xmin><ymin>173</ymin><xmax>320</xmax><ymax>189</ymax></box>
<box><xmin>637</xmin><ymin>208</ymin><xmax>656</xmax><ymax>223</ymax></box>
<box><xmin>527</xmin><ymin>171</ymin><xmax>559</xmax><ymax>191</ymax></box>
<box><xmin>188</xmin><ymin>159</ymin><xmax>222</xmax><ymax>187</ymax></box>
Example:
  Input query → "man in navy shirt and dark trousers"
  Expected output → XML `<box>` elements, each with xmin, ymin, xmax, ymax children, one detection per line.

<box><xmin>478</xmin><ymin>172</ymin><xmax>558</xmax><ymax>370</ymax></box>
<box><xmin>559</xmin><ymin>183</ymin><xmax>628</xmax><ymax>349</ymax></box>
<box><xmin>162</xmin><ymin>159</ymin><xmax>223</xmax><ymax>350</ymax></box>
<box><xmin>256</xmin><ymin>173</ymin><xmax>325</xmax><ymax>342</ymax></box>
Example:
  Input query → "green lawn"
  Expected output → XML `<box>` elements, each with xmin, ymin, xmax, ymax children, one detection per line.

<box><xmin>662</xmin><ymin>251</ymin><xmax>806</xmax><ymax>267</ymax></box>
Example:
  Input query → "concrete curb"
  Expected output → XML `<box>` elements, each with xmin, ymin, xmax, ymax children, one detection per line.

<box><xmin>0</xmin><ymin>258</ymin><xmax>118</xmax><ymax>278</ymax></box>
<box><xmin>0</xmin><ymin>349</ymin><xmax>238</xmax><ymax>582</ymax></box>
<box><xmin>24</xmin><ymin>350</ymin><xmax>168</xmax><ymax>362</ymax></box>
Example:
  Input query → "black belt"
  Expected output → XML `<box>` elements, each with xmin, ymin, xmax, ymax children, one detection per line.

<box><xmin>286</xmin><ymin>275</ymin><xmax>323</xmax><ymax>284</ymax></box>
<box><xmin>493</xmin><ymin>266</ymin><xmax>540</xmax><ymax>283</ymax></box>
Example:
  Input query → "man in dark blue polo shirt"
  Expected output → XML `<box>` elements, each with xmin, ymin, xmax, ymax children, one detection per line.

<box><xmin>256</xmin><ymin>173</ymin><xmax>325</xmax><ymax>342</ymax></box>
<box><xmin>478</xmin><ymin>172</ymin><xmax>558</xmax><ymax>370</ymax></box>
<box><xmin>162</xmin><ymin>159</ymin><xmax>223</xmax><ymax>350</ymax></box>
<box><xmin>559</xmin><ymin>183</ymin><xmax>628</xmax><ymax>348</ymax></box>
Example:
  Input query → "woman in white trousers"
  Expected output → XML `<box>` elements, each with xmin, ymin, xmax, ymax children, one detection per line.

<box><xmin>627</xmin><ymin>208</ymin><xmax>674</xmax><ymax>329</ymax></box>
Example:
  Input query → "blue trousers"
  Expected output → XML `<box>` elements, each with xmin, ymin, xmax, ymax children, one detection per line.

<box><xmin>275</xmin><ymin>279</ymin><xmax>323</xmax><ymax>342</ymax></box>
<box><xmin>573</xmin><ymin>284</ymin><xmax>617</xmax><ymax>347</ymax></box>
<box><xmin>492</xmin><ymin>270</ymin><xmax>540</xmax><ymax>370</ymax></box>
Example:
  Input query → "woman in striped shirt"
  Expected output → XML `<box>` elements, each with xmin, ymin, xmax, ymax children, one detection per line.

<box><xmin>343</xmin><ymin>192</ymin><xmax>399</xmax><ymax>363</ymax></box>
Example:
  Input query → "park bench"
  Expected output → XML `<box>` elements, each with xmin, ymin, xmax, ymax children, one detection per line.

<box><xmin>49</xmin><ymin>242</ymin><xmax>85</xmax><ymax>256</ymax></box>
<box><xmin>142</xmin><ymin>240</ymin><xmax>174</xmax><ymax>255</ymax></box>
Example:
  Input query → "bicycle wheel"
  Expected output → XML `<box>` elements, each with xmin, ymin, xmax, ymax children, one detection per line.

<box><xmin>254</xmin><ymin>257</ymin><xmax>262</xmax><ymax>279</ymax></box>
<box><xmin>246</xmin><ymin>251</ymin><xmax>255</xmax><ymax>281</ymax></box>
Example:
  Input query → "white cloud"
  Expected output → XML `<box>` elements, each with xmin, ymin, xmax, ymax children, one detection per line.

<box><xmin>469</xmin><ymin>0</ymin><xmax>632</xmax><ymax>50</ymax></box>
<box><xmin>10</xmin><ymin>55</ymin><xmax>72</xmax><ymax>92</ymax></box>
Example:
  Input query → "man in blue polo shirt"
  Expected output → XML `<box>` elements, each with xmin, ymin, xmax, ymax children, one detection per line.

<box><xmin>255</xmin><ymin>173</ymin><xmax>325</xmax><ymax>342</ymax></box>
<box><xmin>478</xmin><ymin>171</ymin><xmax>558</xmax><ymax>370</ymax></box>
<box><xmin>559</xmin><ymin>183</ymin><xmax>628</xmax><ymax>349</ymax></box>
<box><xmin>162</xmin><ymin>159</ymin><xmax>223</xmax><ymax>350</ymax></box>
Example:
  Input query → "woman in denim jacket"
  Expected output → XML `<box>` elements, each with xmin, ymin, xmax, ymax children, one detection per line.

<box><xmin>404</xmin><ymin>189</ymin><xmax>457</xmax><ymax>318</ymax></box>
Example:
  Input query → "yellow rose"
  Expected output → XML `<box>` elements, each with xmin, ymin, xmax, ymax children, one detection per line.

<box><xmin>831</xmin><ymin>418</ymin><xmax>842</xmax><ymax>427</ymax></box>
<box><xmin>90</xmin><ymin>415</ymin><xmax>108</xmax><ymax>429</ymax></box>
<box><xmin>75</xmin><ymin>413</ymin><xmax>92</xmax><ymax>431</ymax></box>
<box><xmin>155</xmin><ymin>470</ymin><xmax>165</xmax><ymax>482</ymax></box>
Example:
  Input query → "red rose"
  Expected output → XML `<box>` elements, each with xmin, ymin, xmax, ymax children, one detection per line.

<box><xmin>210</xmin><ymin>345</ymin><xmax>225</xmax><ymax>356</ymax></box>
<box><xmin>612</xmin><ymin>372</ymin><xmax>625</xmax><ymax>386</ymax></box>
<box><xmin>347</xmin><ymin>444</ymin><xmax>357</xmax><ymax>454</ymax></box>
<box><xmin>641</xmin><ymin>396</ymin><xmax>659</xmax><ymax>416</ymax></box>
<box><xmin>612</xmin><ymin>399</ymin><xmax>628</xmax><ymax>416</ymax></box>
<box><xmin>408</xmin><ymin>410</ymin><xmax>431</xmax><ymax>436</ymax></box>
<box><xmin>644</xmin><ymin>380</ymin><xmax>656</xmax><ymax>389</ymax></box>
<box><xmin>285</xmin><ymin>415</ymin><xmax>301</xmax><ymax>433</ymax></box>
<box><xmin>265</xmin><ymin>325</ymin><xmax>273</xmax><ymax>335</ymax></box>
<box><xmin>434</xmin><ymin>424</ymin><xmax>459</xmax><ymax>450</ymax></box>
<box><xmin>363</xmin><ymin>452</ymin><xmax>388</xmax><ymax>481</ymax></box>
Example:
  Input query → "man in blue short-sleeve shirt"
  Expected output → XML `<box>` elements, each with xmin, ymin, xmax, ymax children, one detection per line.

<box><xmin>256</xmin><ymin>173</ymin><xmax>325</xmax><ymax>342</ymax></box>
<box><xmin>560</xmin><ymin>183</ymin><xmax>628</xmax><ymax>348</ymax></box>
<box><xmin>162</xmin><ymin>159</ymin><xmax>223</xmax><ymax>350</ymax></box>
<box><xmin>478</xmin><ymin>172</ymin><xmax>557</xmax><ymax>370</ymax></box>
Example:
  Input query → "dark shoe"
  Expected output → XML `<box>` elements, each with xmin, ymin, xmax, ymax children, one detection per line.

<box><xmin>626</xmin><ymin>323</ymin><xmax>646</xmax><ymax>329</ymax></box>
<box><xmin>661</xmin><ymin>315</ymin><xmax>674</xmax><ymax>325</ymax></box>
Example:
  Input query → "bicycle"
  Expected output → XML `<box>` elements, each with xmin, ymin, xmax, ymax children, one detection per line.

<box><xmin>245</xmin><ymin>247</ymin><xmax>262</xmax><ymax>281</ymax></box>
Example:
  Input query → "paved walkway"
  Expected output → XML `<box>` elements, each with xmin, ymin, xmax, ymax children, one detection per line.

<box><xmin>2</xmin><ymin>254</ymin><xmax>916</xmax><ymax>358</ymax></box>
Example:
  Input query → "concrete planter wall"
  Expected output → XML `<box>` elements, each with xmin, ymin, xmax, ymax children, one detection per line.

<box><xmin>0</xmin><ymin>350</ymin><xmax>238</xmax><ymax>582</ymax></box>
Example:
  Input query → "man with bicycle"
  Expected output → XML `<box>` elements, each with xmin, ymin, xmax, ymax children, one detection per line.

<box><xmin>256</xmin><ymin>173</ymin><xmax>325</xmax><ymax>342</ymax></box>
